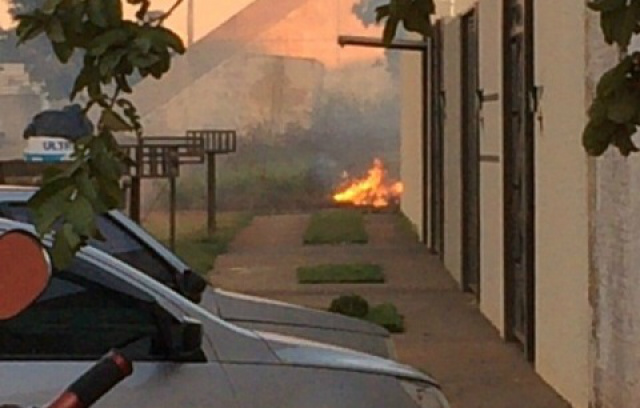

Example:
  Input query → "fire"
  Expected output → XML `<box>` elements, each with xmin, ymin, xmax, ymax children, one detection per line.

<box><xmin>333</xmin><ymin>159</ymin><xmax>404</xmax><ymax>208</ymax></box>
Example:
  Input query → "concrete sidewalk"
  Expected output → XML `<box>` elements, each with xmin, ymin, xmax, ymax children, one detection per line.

<box><xmin>211</xmin><ymin>213</ymin><xmax>571</xmax><ymax>408</ymax></box>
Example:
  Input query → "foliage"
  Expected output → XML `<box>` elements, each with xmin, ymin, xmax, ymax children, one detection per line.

<box><xmin>297</xmin><ymin>263</ymin><xmax>385</xmax><ymax>284</ymax></box>
<box><xmin>2</xmin><ymin>0</ymin><xmax>84</xmax><ymax>99</ymax></box>
<box><xmin>366</xmin><ymin>303</ymin><xmax>404</xmax><ymax>333</ymax></box>
<box><xmin>328</xmin><ymin>294</ymin><xmax>370</xmax><ymax>318</ymax></box>
<box><xmin>328</xmin><ymin>295</ymin><xmax>405</xmax><ymax>333</ymax></box>
<box><xmin>303</xmin><ymin>209</ymin><xmax>368</xmax><ymax>245</ymax></box>
<box><xmin>584</xmin><ymin>1</ymin><xmax>640</xmax><ymax>156</ymax></box>
<box><xmin>15</xmin><ymin>0</ymin><xmax>186</xmax><ymax>267</ymax></box>
<box><xmin>370</xmin><ymin>0</ymin><xmax>435</xmax><ymax>45</ymax></box>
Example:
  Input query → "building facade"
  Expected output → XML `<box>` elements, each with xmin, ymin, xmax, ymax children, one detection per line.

<box><xmin>400</xmin><ymin>1</ymin><xmax>640</xmax><ymax>406</ymax></box>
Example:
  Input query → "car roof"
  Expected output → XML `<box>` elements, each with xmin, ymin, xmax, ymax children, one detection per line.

<box><xmin>0</xmin><ymin>185</ymin><xmax>37</xmax><ymax>202</ymax></box>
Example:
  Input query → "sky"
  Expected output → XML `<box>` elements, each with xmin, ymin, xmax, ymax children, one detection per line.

<box><xmin>0</xmin><ymin>0</ymin><xmax>255</xmax><ymax>41</ymax></box>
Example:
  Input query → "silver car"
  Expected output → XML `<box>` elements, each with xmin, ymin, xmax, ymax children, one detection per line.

<box><xmin>0</xmin><ymin>186</ymin><xmax>393</xmax><ymax>358</ymax></box>
<box><xmin>0</xmin><ymin>220</ymin><xmax>449</xmax><ymax>408</ymax></box>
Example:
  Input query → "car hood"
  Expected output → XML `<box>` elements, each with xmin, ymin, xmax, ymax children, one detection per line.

<box><xmin>211</xmin><ymin>288</ymin><xmax>389</xmax><ymax>337</ymax></box>
<box><xmin>259</xmin><ymin>331</ymin><xmax>437</xmax><ymax>386</ymax></box>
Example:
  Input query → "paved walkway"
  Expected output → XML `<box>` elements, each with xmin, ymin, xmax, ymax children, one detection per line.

<box><xmin>211</xmin><ymin>213</ymin><xmax>571</xmax><ymax>408</ymax></box>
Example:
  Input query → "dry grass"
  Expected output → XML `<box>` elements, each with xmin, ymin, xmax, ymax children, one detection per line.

<box><xmin>142</xmin><ymin>210</ymin><xmax>252</xmax><ymax>275</ymax></box>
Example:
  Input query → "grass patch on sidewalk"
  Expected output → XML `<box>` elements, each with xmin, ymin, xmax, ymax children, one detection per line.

<box><xmin>328</xmin><ymin>294</ymin><xmax>405</xmax><ymax>333</ymax></box>
<box><xmin>143</xmin><ymin>211</ymin><xmax>253</xmax><ymax>275</ymax></box>
<box><xmin>297</xmin><ymin>264</ymin><xmax>385</xmax><ymax>284</ymax></box>
<box><xmin>303</xmin><ymin>209</ymin><xmax>368</xmax><ymax>245</ymax></box>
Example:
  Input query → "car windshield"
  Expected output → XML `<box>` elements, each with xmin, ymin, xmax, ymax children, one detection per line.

<box><xmin>0</xmin><ymin>203</ymin><xmax>179</xmax><ymax>287</ymax></box>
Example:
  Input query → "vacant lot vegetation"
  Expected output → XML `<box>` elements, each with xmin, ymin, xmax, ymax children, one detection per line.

<box><xmin>143</xmin><ymin>210</ymin><xmax>253</xmax><ymax>275</ymax></box>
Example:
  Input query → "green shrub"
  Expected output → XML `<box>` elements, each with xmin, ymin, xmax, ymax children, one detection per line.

<box><xmin>328</xmin><ymin>294</ymin><xmax>370</xmax><ymax>318</ymax></box>
<box><xmin>328</xmin><ymin>296</ymin><xmax>405</xmax><ymax>333</ymax></box>
<box><xmin>366</xmin><ymin>303</ymin><xmax>405</xmax><ymax>333</ymax></box>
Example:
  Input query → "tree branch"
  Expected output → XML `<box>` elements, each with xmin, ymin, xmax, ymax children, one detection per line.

<box><xmin>148</xmin><ymin>0</ymin><xmax>186</xmax><ymax>25</ymax></box>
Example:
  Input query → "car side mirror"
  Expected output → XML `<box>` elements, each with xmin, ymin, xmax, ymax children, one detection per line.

<box><xmin>180</xmin><ymin>270</ymin><xmax>207</xmax><ymax>303</ymax></box>
<box><xmin>168</xmin><ymin>317</ymin><xmax>205</xmax><ymax>362</ymax></box>
<box><xmin>0</xmin><ymin>230</ymin><xmax>51</xmax><ymax>320</ymax></box>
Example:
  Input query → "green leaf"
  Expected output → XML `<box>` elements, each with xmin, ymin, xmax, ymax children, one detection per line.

<box><xmin>29</xmin><ymin>182</ymin><xmax>75</xmax><ymax>235</ymax></box>
<box><xmin>99</xmin><ymin>48</ymin><xmax>127</xmax><ymax>77</ymax></box>
<box><xmin>600</xmin><ymin>7</ymin><xmax>627</xmax><ymax>45</ymax></box>
<box><xmin>66</xmin><ymin>195</ymin><xmax>96</xmax><ymax>237</ymax></box>
<box><xmin>41</xmin><ymin>0</ymin><xmax>64</xmax><ymax>15</ymax></box>
<box><xmin>403</xmin><ymin>8</ymin><xmax>432</xmax><ymax>36</ymax></box>
<box><xmin>52</xmin><ymin>41</ymin><xmax>74</xmax><ymax>63</ymax></box>
<box><xmin>607</xmin><ymin>87</ymin><xmax>640</xmax><ymax>123</ymax></box>
<box><xmin>375</xmin><ymin>5</ymin><xmax>391</xmax><ymax>23</ymax></box>
<box><xmin>152</xmin><ymin>26</ymin><xmax>186</xmax><ymax>54</ymax></box>
<box><xmin>588</xmin><ymin>98</ymin><xmax>609</xmax><ymax>124</ymax></box>
<box><xmin>51</xmin><ymin>223</ymin><xmax>82</xmax><ymax>269</ymax></box>
<box><xmin>103</xmin><ymin>0</ymin><xmax>124</xmax><ymax>27</ymax></box>
<box><xmin>383</xmin><ymin>16</ymin><xmax>400</xmax><ymax>45</ymax></box>
<box><xmin>16</xmin><ymin>18</ymin><xmax>46</xmax><ymax>44</ymax></box>
<box><xmin>597</xmin><ymin>57</ymin><xmax>632</xmax><ymax>98</ymax></box>
<box><xmin>88</xmin><ymin>28</ymin><xmax>131</xmax><ymax>57</ymax></box>
<box><xmin>88</xmin><ymin>0</ymin><xmax>109</xmax><ymax>28</ymax></box>
<box><xmin>99</xmin><ymin>109</ymin><xmax>133</xmax><ymax>132</ymax></box>
<box><xmin>611</xmin><ymin>123</ymin><xmax>639</xmax><ymax>156</ymax></box>
<box><xmin>619</xmin><ymin>0</ymin><xmax>640</xmax><ymax>49</ymax></box>
<box><xmin>583</xmin><ymin>119</ymin><xmax>617</xmax><ymax>156</ymax></box>
<box><xmin>45</xmin><ymin>16</ymin><xmax>66</xmax><ymax>43</ymax></box>
<box><xmin>588</xmin><ymin>0</ymin><xmax>626</xmax><ymax>12</ymax></box>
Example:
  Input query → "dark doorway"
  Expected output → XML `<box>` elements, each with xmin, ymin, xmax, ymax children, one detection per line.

<box><xmin>503</xmin><ymin>0</ymin><xmax>536</xmax><ymax>362</ymax></box>
<box><xmin>429</xmin><ymin>22</ymin><xmax>445</xmax><ymax>258</ymax></box>
<box><xmin>461</xmin><ymin>9</ymin><xmax>481</xmax><ymax>296</ymax></box>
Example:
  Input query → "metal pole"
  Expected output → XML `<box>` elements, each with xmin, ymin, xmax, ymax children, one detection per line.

<box><xmin>168</xmin><ymin>148</ymin><xmax>179</xmax><ymax>251</ymax></box>
<box><xmin>187</xmin><ymin>0</ymin><xmax>194</xmax><ymax>46</ymax></box>
<box><xmin>207</xmin><ymin>152</ymin><xmax>216</xmax><ymax>237</ymax></box>
<box><xmin>169</xmin><ymin>175</ymin><xmax>176</xmax><ymax>251</ymax></box>
<box><xmin>130</xmin><ymin>176</ymin><xmax>141</xmax><ymax>223</ymax></box>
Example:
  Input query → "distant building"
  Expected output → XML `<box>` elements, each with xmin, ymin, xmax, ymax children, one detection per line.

<box><xmin>0</xmin><ymin>63</ymin><xmax>45</xmax><ymax>159</ymax></box>
<box><xmin>132</xmin><ymin>0</ymin><xmax>393</xmax><ymax>138</ymax></box>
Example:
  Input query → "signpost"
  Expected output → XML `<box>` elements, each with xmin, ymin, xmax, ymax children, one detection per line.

<box><xmin>120</xmin><ymin>135</ymin><xmax>205</xmax><ymax>250</ymax></box>
<box><xmin>186</xmin><ymin>130</ymin><xmax>237</xmax><ymax>236</ymax></box>
<box><xmin>0</xmin><ymin>129</ymin><xmax>237</xmax><ymax>246</ymax></box>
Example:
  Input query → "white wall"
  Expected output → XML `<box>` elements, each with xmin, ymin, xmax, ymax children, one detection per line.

<box><xmin>400</xmin><ymin>46</ymin><xmax>425</xmax><ymax>240</ymax></box>
<box><xmin>442</xmin><ymin>18</ymin><xmax>463</xmax><ymax>285</ymax></box>
<box><xmin>477</xmin><ymin>0</ymin><xmax>504</xmax><ymax>335</ymax></box>
<box><xmin>533</xmin><ymin>2</ymin><xmax>590</xmax><ymax>407</ymax></box>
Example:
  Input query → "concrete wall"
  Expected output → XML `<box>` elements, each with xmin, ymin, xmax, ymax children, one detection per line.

<box><xmin>140</xmin><ymin>54</ymin><xmax>325</xmax><ymax>136</ymax></box>
<box><xmin>442</xmin><ymin>18</ymin><xmax>463</xmax><ymax>285</ymax></box>
<box><xmin>533</xmin><ymin>2</ymin><xmax>591</xmax><ymax>407</ymax></box>
<box><xmin>399</xmin><ymin>46</ymin><xmax>424</xmax><ymax>240</ymax></box>
<box><xmin>589</xmin><ymin>17</ymin><xmax>640</xmax><ymax>408</ymax></box>
<box><xmin>477</xmin><ymin>0</ymin><xmax>504</xmax><ymax>334</ymax></box>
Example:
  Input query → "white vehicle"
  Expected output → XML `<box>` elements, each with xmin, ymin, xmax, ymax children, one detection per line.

<box><xmin>23</xmin><ymin>136</ymin><xmax>74</xmax><ymax>162</ymax></box>
<box><xmin>0</xmin><ymin>222</ymin><xmax>450</xmax><ymax>408</ymax></box>
<box><xmin>0</xmin><ymin>186</ymin><xmax>393</xmax><ymax>358</ymax></box>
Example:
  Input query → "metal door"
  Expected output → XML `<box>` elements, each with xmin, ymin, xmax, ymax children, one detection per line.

<box><xmin>461</xmin><ymin>9</ymin><xmax>481</xmax><ymax>295</ymax></box>
<box><xmin>503</xmin><ymin>0</ymin><xmax>535</xmax><ymax>362</ymax></box>
<box><xmin>429</xmin><ymin>22</ymin><xmax>445</xmax><ymax>258</ymax></box>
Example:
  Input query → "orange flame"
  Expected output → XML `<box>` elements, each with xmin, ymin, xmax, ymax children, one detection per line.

<box><xmin>333</xmin><ymin>159</ymin><xmax>404</xmax><ymax>208</ymax></box>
